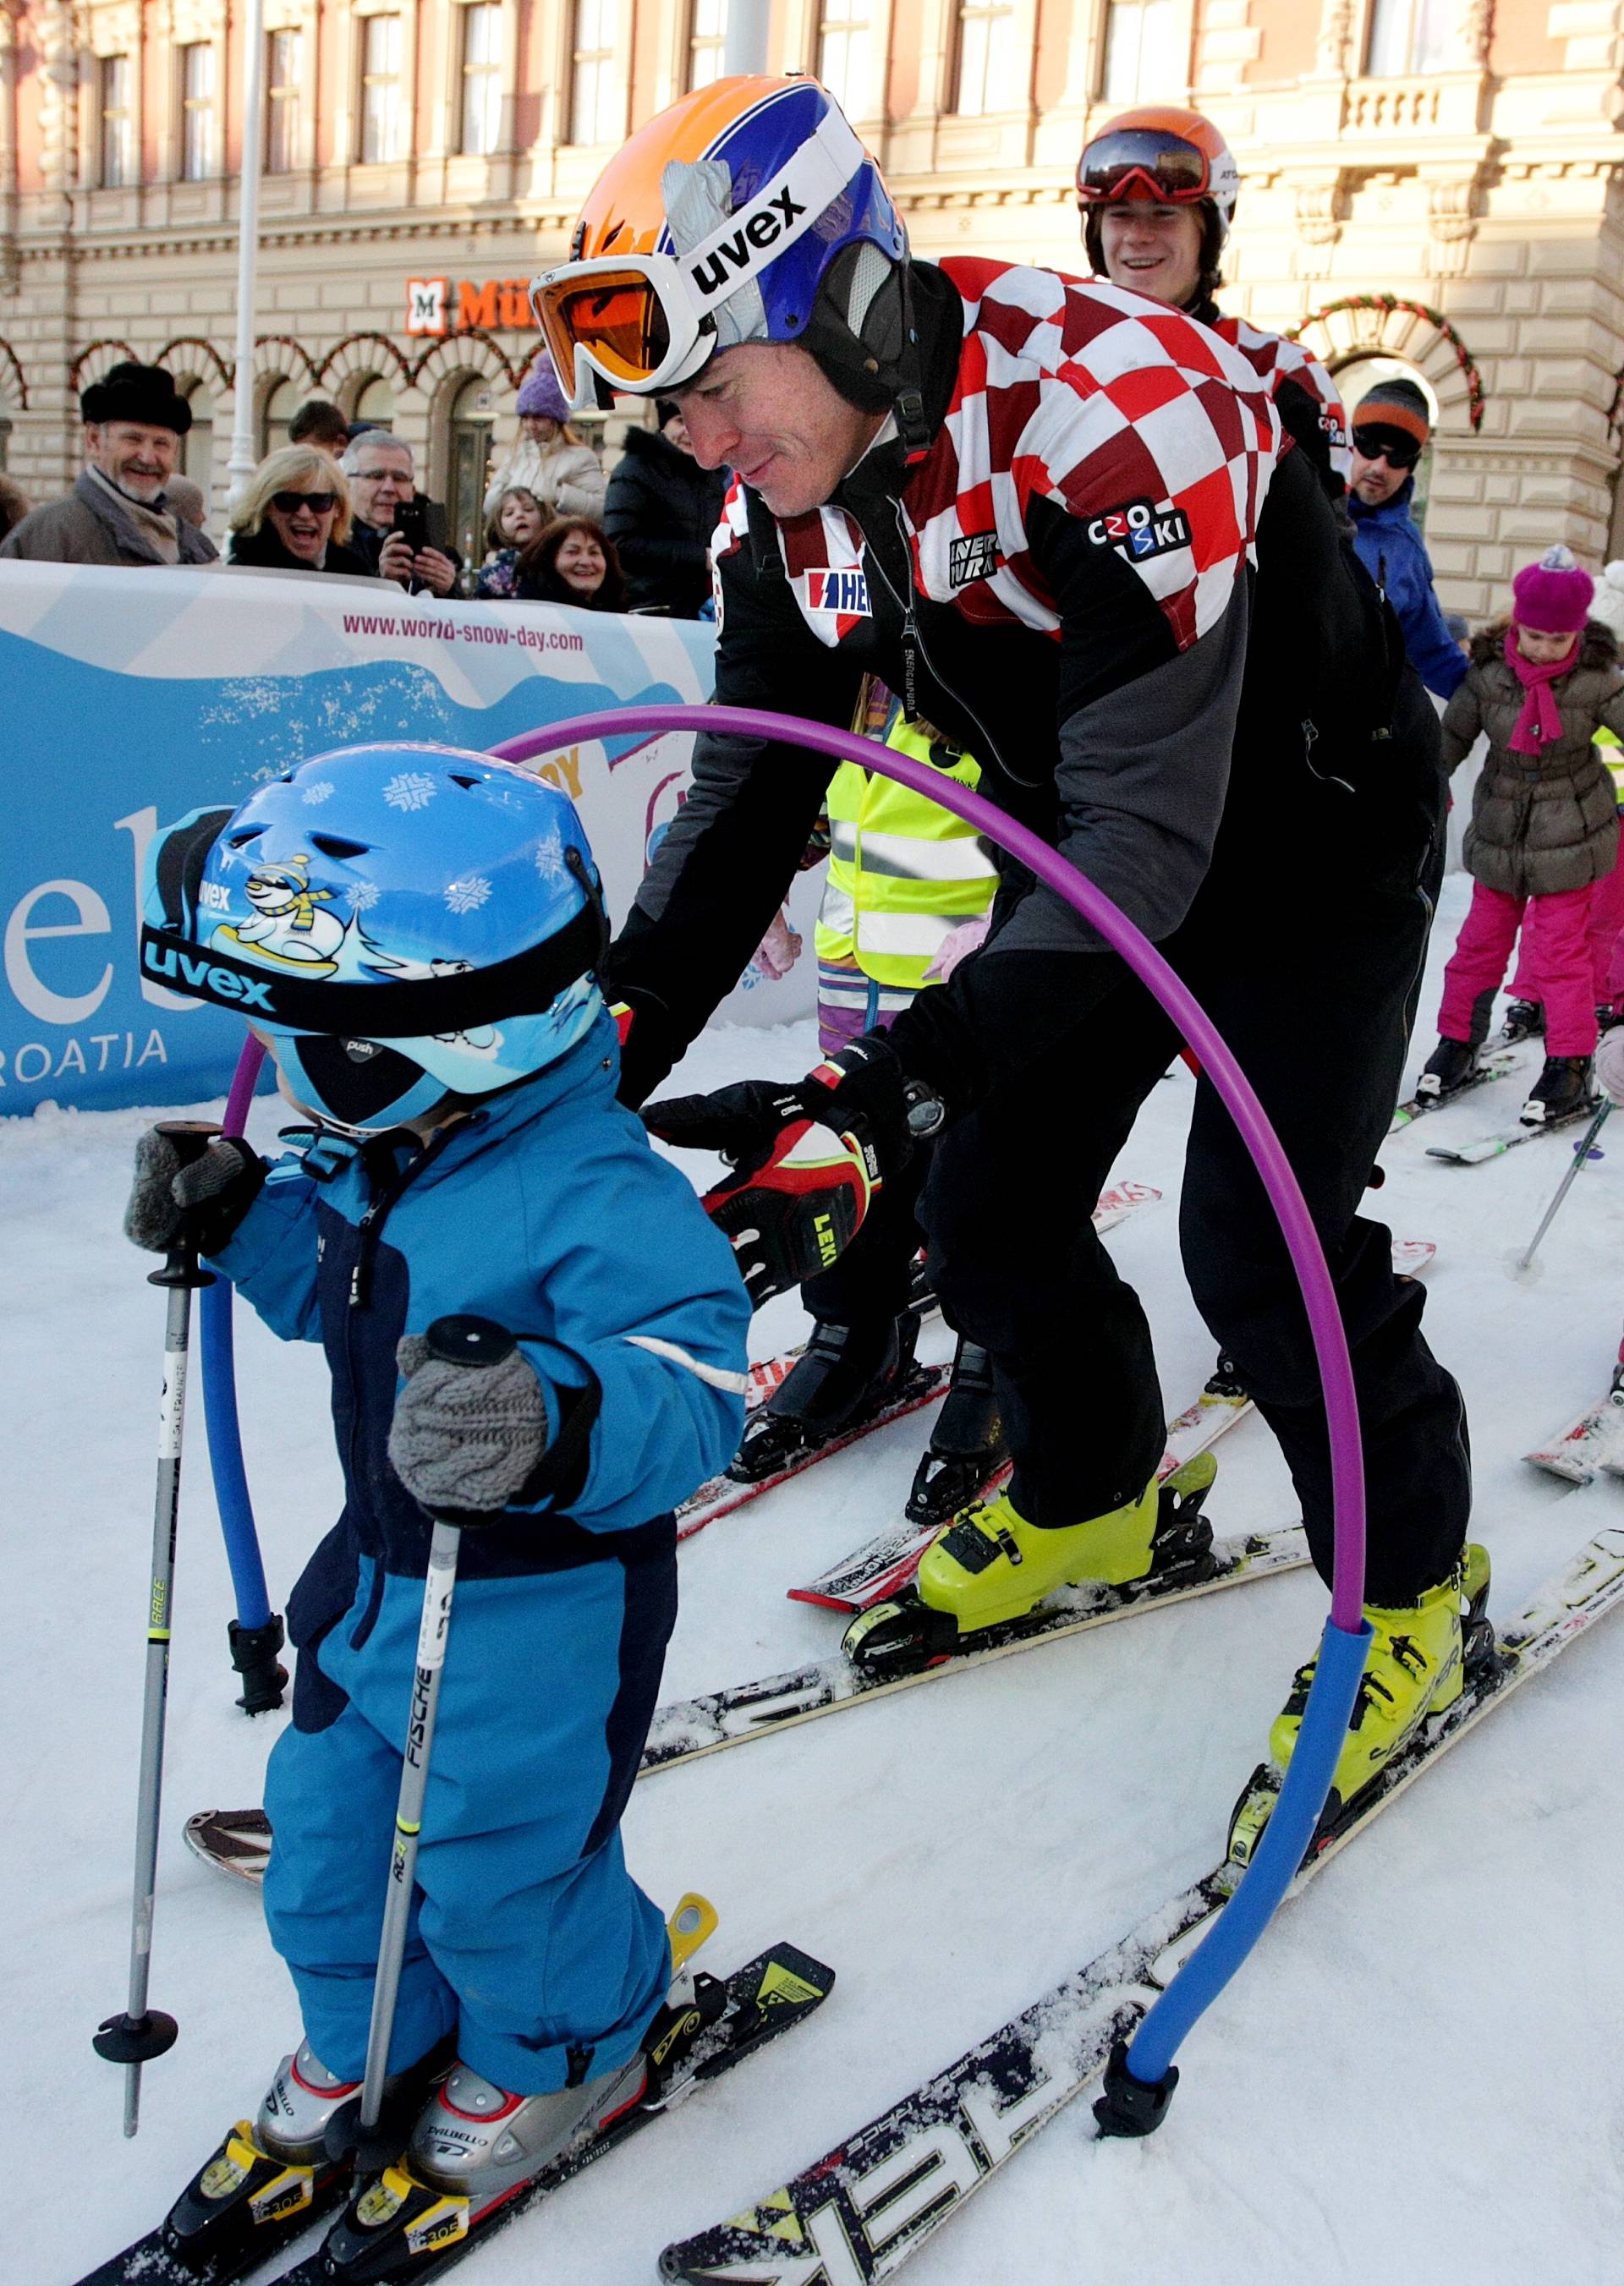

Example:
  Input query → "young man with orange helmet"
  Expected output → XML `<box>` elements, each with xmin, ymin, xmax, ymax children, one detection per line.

<box><xmin>535</xmin><ymin>77</ymin><xmax>1478</xmax><ymax>1843</ymax></box>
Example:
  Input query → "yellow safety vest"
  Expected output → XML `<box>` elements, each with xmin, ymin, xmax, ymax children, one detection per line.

<box><xmin>815</xmin><ymin>707</ymin><xmax>999</xmax><ymax>989</ymax></box>
<box><xmin>1597</xmin><ymin>724</ymin><xmax>1624</xmax><ymax>803</ymax></box>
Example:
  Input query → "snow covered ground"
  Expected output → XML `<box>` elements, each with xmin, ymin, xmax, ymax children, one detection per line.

<box><xmin>10</xmin><ymin>867</ymin><xmax>1624</xmax><ymax>2286</ymax></box>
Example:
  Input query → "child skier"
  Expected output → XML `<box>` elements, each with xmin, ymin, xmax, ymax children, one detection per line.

<box><xmin>122</xmin><ymin>745</ymin><xmax>758</xmax><ymax>2273</ymax></box>
<box><xmin>1418</xmin><ymin>546</ymin><xmax>1624</xmax><ymax>1124</ymax></box>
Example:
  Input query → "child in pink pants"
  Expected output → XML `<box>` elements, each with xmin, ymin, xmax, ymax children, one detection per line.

<box><xmin>1419</xmin><ymin>547</ymin><xmax>1624</xmax><ymax>1124</ymax></box>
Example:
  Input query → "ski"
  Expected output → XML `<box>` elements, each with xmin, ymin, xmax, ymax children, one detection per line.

<box><xmin>791</xmin><ymin>1239</ymin><xmax>1433</xmax><ymax>1617</ymax></box>
<box><xmin>642</xmin><ymin>1521</ymin><xmax>1309</xmax><ymax>1779</ymax></box>
<box><xmin>185</xmin><ymin>1806</ymin><xmax>276</xmax><ymax>1884</ymax></box>
<box><xmin>675</xmin><ymin>1184</ymin><xmax>1160</xmax><ymax>1543</ymax></box>
<box><xmin>1523</xmin><ymin>1385</ymin><xmax>1624</xmax><ymax>1484</ymax></box>
<box><xmin>1425</xmin><ymin>1094</ymin><xmax>1604</xmax><ymax>1166</ymax></box>
<box><xmin>657</xmin><ymin>1524</ymin><xmax>1624</xmax><ymax>2286</ymax></box>
<box><xmin>1388</xmin><ymin>1048</ymin><xmax>1520</xmax><ymax>1133</ymax></box>
<box><xmin>75</xmin><ymin>1943</ymin><xmax>834</xmax><ymax>2286</ymax></box>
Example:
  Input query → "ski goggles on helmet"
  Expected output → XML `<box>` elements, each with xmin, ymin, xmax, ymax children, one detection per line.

<box><xmin>532</xmin><ymin>105</ymin><xmax>866</xmax><ymax>403</ymax></box>
<box><xmin>1076</xmin><ymin>125</ymin><xmax>1215</xmax><ymax>207</ymax></box>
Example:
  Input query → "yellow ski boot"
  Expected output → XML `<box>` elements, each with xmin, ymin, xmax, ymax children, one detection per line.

<box><xmin>842</xmin><ymin>1455</ymin><xmax>1218</xmax><ymax>1679</ymax></box>
<box><xmin>1228</xmin><ymin>1543</ymin><xmax>1493</xmax><ymax>1867</ymax></box>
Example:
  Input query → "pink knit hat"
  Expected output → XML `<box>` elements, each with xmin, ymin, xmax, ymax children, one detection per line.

<box><xmin>1512</xmin><ymin>545</ymin><xmax>1594</xmax><ymax>634</ymax></box>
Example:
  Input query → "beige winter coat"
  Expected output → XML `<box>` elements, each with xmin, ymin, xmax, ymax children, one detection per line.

<box><xmin>1440</xmin><ymin>622</ymin><xmax>1624</xmax><ymax>897</ymax></box>
<box><xmin>482</xmin><ymin>436</ymin><xmax>606</xmax><ymax>522</ymax></box>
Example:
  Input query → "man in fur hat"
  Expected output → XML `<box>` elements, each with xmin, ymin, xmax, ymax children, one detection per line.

<box><xmin>0</xmin><ymin>360</ymin><xmax>217</xmax><ymax>567</ymax></box>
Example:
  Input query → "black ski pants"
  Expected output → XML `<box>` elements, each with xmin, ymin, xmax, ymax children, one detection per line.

<box><xmin>918</xmin><ymin>855</ymin><xmax>1470</xmax><ymax>1607</ymax></box>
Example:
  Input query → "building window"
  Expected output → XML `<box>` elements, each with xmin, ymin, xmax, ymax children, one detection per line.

<box><xmin>688</xmin><ymin>0</ymin><xmax>727</xmax><ymax>91</ymax></box>
<box><xmin>570</xmin><ymin>0</ymin><xmax>620</xmax><ymax>145</ymax></box>
<box><xmin>447</xmin><ymin>376</ymin><xmax>497</xmax><ymax>565</ymax></box>
<box><xmin>459</xmin><ymin>4</ymin><xmax>503</xmax><ymax>155</ymax></box>
<box><xmin>266</xmin><ymin>30</ymin><xmax>302</xmax><ymax>173</ymax></box>
<box><xmin>1101</xmin><ymin>1</ymin><xmax>1182</xmax><ymax>104</ymax></box>
<box><xmin>1365</xmin><ymin>0</ymin><xmax>1452</xmax><ymax>76</ymax></box>
<box><xmin>352</xmin><ymin>373</ymin><xmax>398</xmax><ymax>426</ymax></box>
<box><xmin>360</xmin><ymin>14</ymin><xmax>406</xmax><ymax>164</ymax></box>
<box><xmin>261</xmin><ymin>375</ymin><xmax>301</xmax><ymax>457</ymax></box>
<box><xmin>817</xmin><ymin>0</ymin><xmax>870</xmax><ymax>113</ymax></box>
<box><xmin>99</xmin><ymin>53</ymin><xmax>134</xmax><ymax>188</ymax></box>
<box><xmin>180</xmin><ymin>41</ymin><xmax>217</xmax><ymax>180</ymax></box>
<box><xmin>953</xmin><ymin>1</ymin><xmax>1020</xmax><ymax>117</ymax></box>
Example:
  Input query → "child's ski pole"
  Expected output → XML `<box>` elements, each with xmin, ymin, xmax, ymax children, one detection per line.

<box><xmin>350</xmin><ymin>1315</ymin><xmax>516</xmax><ymax>2166</ymax></box>
<box><xmin>94</xmin><ymin>1121</ymin><xmax>220</xmax><ymax>2136</ymax></box>
<box><xmin>1517</xmin><ymin>1099</ymin><xmax>1612</xmax><ymax>1270</ymax></box>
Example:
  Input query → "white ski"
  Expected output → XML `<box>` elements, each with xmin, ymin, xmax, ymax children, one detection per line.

<box><xmin>658</xmin><ymin>1523</ymin><xmax>1624</xmax><ymax>2285</ymax></box>
<box><xmin>1523</xmin><ymin>1386</ymin><xmax>1624</xmax><ymax>1484</ymax></box>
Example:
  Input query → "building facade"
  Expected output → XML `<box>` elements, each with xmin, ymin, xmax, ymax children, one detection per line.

<box><xmin>0</xmin><ymin>0</ymin><xmax>1621</xmax><ymax>611</ymax></box>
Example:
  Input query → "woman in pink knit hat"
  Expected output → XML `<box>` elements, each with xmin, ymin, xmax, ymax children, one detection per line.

<box><xmin>1418</xmin><ymin>545</ymin><xmax>1624</xmax><ymax>1124</ymax></box>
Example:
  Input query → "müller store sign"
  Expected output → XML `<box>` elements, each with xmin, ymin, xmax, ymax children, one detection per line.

<box><xmin>405</xmin><ymin>278</ymin><xmax>540</xmax><ymax>336</ymax></box>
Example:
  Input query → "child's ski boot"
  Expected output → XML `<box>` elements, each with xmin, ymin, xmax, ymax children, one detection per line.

<box><xmin>905</xmin><ymin>1337</ymin><xmax>1007</xmax><ymax>1527</ymax></box>
<box><xmin>1228</xmin><ymin>1544</ymin><xmax>1494</xmax><ymax>1867</ymax></box>
<box><xmin>156</xmin><ymin>2039</ymin><xmax>449</xmax><ymax>2275</ymax></box>
<box><xmin>729</xmin><ymin>1310</ymin><xmax>922</xmax><ymax>1481</ymax></box>
<box><xmin>1416</xmin><ymin>1036</ymin><xmax>1480</xmax><ymax>1100</ymax></box>
<box><xmin>1500</xmin><ymin>997</ymin><xmax>1545</xmax><ymax>1044</ymax></box>
<box><xmin>1521</xmin><ymin>1054</ymin><xmax>1595</xmax><ymax>1126</ymax></box>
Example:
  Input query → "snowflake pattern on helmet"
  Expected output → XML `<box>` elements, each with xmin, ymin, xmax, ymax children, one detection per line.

<box><xmin>533</xmin><ymin>825</ymin><xmax>568</xmax><ymax>885</ymax></box>
<box><xmin>383</xmin><ymin>771</ymin><xmax>437</xmax><ymax>813</ymax></box>
<box><xmin>299</xmin><ymin>780</ymin><xmax>337</xmax><ymax>806</ymax></box>
<box><xmin>444</xmin><ymin>874</ymin><xmax>493</xmax><ymax>916</ymax></box>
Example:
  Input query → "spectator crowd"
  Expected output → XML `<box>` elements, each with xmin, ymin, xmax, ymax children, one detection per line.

<box><xmin>0</xmin><ymin>349</ymin><xmax>723</xmax><ymax>624</ymax></box>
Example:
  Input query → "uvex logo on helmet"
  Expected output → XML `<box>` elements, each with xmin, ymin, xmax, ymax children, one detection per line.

<box><xmin>688</xmin><ymin>185</ymin><xmax>809</xmax><ymax>300</ymax></box>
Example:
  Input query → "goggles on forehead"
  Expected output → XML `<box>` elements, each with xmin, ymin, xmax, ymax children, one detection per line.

<box><xmin>532</xmin><ymin>107</ymin><xmax>867</xmax><ymax>403</ymax></box>
<box><xmin>1078</xmin><ymin>126</ymin><xmax>1213</xmax><ymax>206</ymax></box>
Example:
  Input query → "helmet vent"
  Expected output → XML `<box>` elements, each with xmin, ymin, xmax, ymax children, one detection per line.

<box><xmin>842</xmin><ymin>241</ymin><xmax>893</xmax><ymax>337</ymax></box>
<box><xmin>309</xmin><ymin>833</ymin><xmax>372</xmax><ymax>859</ymax></box>
<box><xmin>227</xmin><ymin>828</ymin><xmax>262</xmax><ymax>848</ymax></box>
<box><xmin>449</xmin><ymin>774</ymin><xmax>482</xmax><ymax>789</ymax></box>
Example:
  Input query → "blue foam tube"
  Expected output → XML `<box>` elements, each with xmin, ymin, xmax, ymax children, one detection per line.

<box><xmin>199</xmin><ymin>1280</ymin><xmax>273</xmax><ymax>1632</ymax></box>
<box><xmin>1123</xmin><ymin>1616</ymin><xmax>1374</xmax><ymax>2086</ymax></box>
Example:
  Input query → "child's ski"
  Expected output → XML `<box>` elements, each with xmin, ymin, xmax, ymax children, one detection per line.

<box><xmin>74</xmin><ymin>1941</ymin><xmax>834</xmax><ymax>2286</ymax></box>
<box><xmin>1523</xmin><ymin>1384</ymin><xmax>1624</xmax><ymax>1484</ymax></box>
<box><xmin>1425</xmin><ymin>1094</ymin><xmax>1604</xmax><ymax>1166</ymax></box>
<box><xmin>675</xmin><ymin>1183</ymin><xmax>1160</xmax><ymax>1542</ymax></box>
<box><xmin>657</xmin><ymin>1525</ymin><xmax>1624</xmax><ymax>2286</ymax></box>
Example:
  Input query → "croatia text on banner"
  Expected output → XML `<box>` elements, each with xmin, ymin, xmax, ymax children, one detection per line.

<box><xmin>0</xmin><ymin>562</ymin><xmax>808</xmax><ymax>1115</ymax></box>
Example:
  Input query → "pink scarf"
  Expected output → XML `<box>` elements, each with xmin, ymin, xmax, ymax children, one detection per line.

<box><xmin>1505</xmin><ymin>628</ymin><xmax>1572</xmax><ymax>755</ymax></box>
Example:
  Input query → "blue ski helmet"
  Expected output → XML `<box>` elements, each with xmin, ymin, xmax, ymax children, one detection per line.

<box><xmin>140</xmin><ymin>743</ymin><xmax>608</xmax><ymax>1133</ymax></box>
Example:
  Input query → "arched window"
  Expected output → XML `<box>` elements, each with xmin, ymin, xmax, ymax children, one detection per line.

<box><xmin>1336</xmin><ymin>354</ymin><xmax>1439</xmax><ymax>533</ymax></box>
<box><xmin>447</xmin><ymin>375</ymin><xmax>497</xmax><ymax>565</ymax></box>
<box><xmin>350</xmin><ymin>371</ymin><xmax>397</xmax><ymax>425</ymax></box>
<box><xmin>260</xmin><ymin>375</ymin><xmax>301</xmax><ymax>457</ymax></box>
<box><xmin>180</xmin><ymin>381</ymin><xmax>215</xmax><ymax>486</ymax></box>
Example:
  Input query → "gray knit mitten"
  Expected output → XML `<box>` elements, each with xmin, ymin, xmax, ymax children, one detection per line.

<box><xmin>124</xmin><ymin>1130</ymin><xmax>264</xmax><ymax>1254</ymax></box>
<box><xmin>388</xmin><ymin>1335</ymin><xmax>551</xmax><ymax>1513</ymax></box>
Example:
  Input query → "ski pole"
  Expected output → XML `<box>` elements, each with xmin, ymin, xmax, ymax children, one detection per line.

<box><xmin>352</xmin><ymin>1315</ymin><xmax>512</xmax><ymax>2165</ymax></box>
<box><xmin>94</xmin><ymin>1121</ymin><xmax>220</xmax><ymax>2137</ymax></box>
<box><xmin>1517</xmin><ymin>1099</ymin><xmax>1612</xmax><ymax>1271</ymax></box>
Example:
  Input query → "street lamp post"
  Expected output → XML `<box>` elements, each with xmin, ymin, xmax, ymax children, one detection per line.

<box><xmin>724</xmin><ymin>0</ymin><xmax>771</xmax><ymax>77</ymax></box>
<box><xmin>228</xmin><ymin>0</ymin><xmax>266</xmax><ymax>507</ymax></box>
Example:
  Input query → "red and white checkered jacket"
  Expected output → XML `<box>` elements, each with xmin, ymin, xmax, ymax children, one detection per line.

<box><xmin>713</xmin><ymin>257</ymin><xmax>1281</xmax><ymax>661</ymax></box>
<box><xmin>1210</xmin><ymin>313</ymin><xmax>1350</xmax><ymax>486</ymax></box>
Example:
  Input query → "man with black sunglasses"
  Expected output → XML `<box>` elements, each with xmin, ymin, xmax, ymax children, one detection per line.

<box><xmin>1347</xmin><ymin>378</ymin><xmax>1468</xmax><ymax>700</ymax></box>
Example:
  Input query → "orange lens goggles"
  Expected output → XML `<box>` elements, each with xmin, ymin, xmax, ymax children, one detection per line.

<box><xmin>535</xmin><ymin>270</ymin><xmax>673</xmax><ymax>388</ymax></box>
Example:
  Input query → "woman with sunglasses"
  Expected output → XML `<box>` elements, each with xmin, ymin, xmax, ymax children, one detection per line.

<box><xmin>227</xmin><ymin>446</ymin><xmax>376</xmax><ymax>578</ymax></box>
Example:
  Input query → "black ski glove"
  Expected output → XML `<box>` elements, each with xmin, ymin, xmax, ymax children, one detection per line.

<box><xmin>388</xmin><ymin>1320</ymin><xmax>551</xmax><ymax>1516</ymax></box>
<box><xmin>124</xmin><ymin>1127</ymin><xmax>266</xmax><ymax>1258</ymax></box>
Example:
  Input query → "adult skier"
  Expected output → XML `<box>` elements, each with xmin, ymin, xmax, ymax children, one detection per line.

<box><xmin>534</xmin><ymin>78</ymin><xmax>1479</xmax><ymax>1826</ymax></box>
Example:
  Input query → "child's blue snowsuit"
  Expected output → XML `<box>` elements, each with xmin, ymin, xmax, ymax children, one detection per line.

<box><xmin>210</xmin><ymin>1014</ymin><xmax>749</xmax><ymax>2096</ymax></box>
